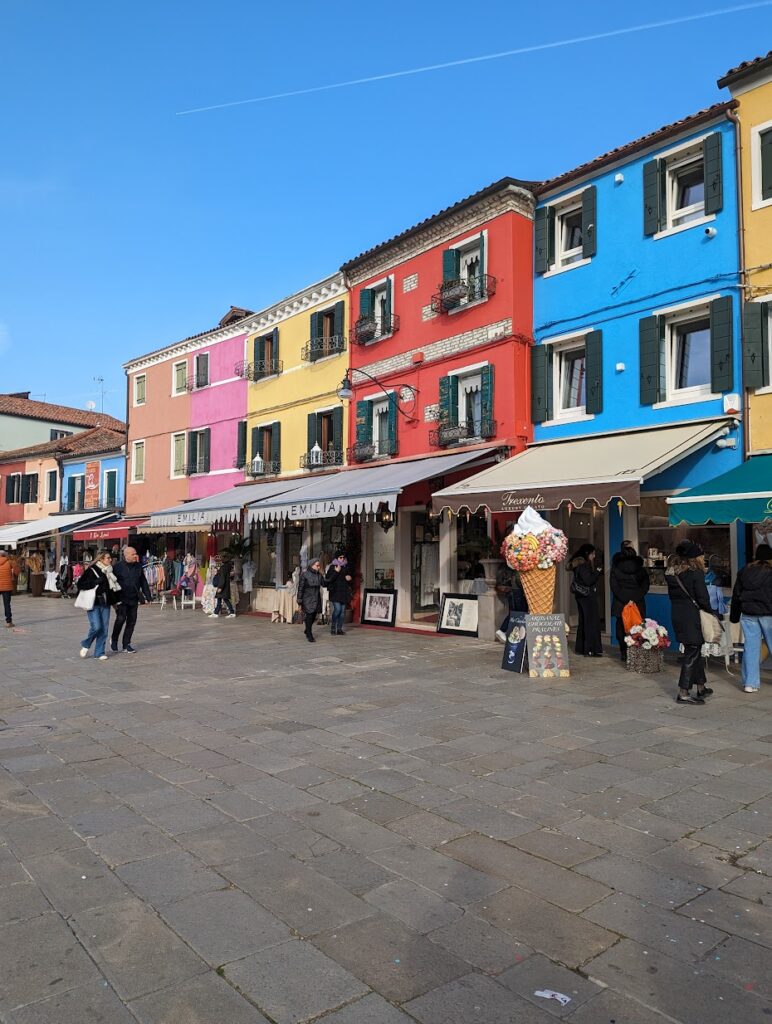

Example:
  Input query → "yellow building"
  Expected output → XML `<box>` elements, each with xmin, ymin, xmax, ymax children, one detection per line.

<box><xmin>243</xmin><ymin>272</ymin><xmax>350</xmax><ymax>608</ymax></box>
<box><xmin>719</xmin><ymin>53</ymin><xmax>772</xmax><ymax>452</ymax></box>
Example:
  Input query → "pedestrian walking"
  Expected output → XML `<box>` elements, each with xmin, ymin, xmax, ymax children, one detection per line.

<box><xmin>730</xmin><ymin>543</ymin><xmax>772</xmax><ymax>694</ymax></box>
<box><xmin>0</xmin><ymin>549</ymin><xmax>19</xmax><ymax>628</ymax></box>
<box><xmin>568</xmin><ymin>543</ymin><xmax>604</xmax><ymax>657</ymax></box>
<box><xmin>209</xmin><ymin>558</ymin><xmax>236</xmax><ymax>618</ymax></box>
<box><xmin>111</xmin><ymin>546</ymin><xmax>151</xmax><ymax>653</ymax></box>
<box><xmin>666</xmin><ymin>540</ymin><xmax>715</xmax><ymax>704</ymax></box>
<box><xmin>297</xmin><ymin>557</ymin><xmax>323</xmax><ymax>642</ymax></box>
<box><xmin>610</xmin><ymin>541</ymin><xmax>650</xmax><ymax>662</ymax></box>
<box><xmin>76</xmin><ymin>550</ymin><xmax>121</xmax><ymax>660</ymax></box>
<box><xmin>325</xmin><ymin>555</ymin><xmax>352</xmax><ymax>635</ymax></box>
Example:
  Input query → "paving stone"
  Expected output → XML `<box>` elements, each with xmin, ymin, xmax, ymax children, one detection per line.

<box><xmin>505</xmin><ymin>793</ymin><xmax>583</xmax><ymax>828</ymax></box>
<box><xmin>290</xmin><ymin>803</ymin><xmax>403</xmax><ymax>853</ymax></box>
<box><xmin>312</xmin><ymin>849</ymin><xmax>396</xmax><ymax>896</ymax></box>
<box><xmin>275</xmin><ymin>764</ymin><xmax>338</xmax><ymax>789</ymax></box>
<box><xmin>135</xmin><ymin>796</ymin><xmax>234</xmax><ymax>835</ymax></box>
<box><xmin>313</xmin><ymin>914</ymin><xmax>469</xmax><ymax>1003</ymax></box>
<box><xmin>130</xmin><ymin>971</ymin><xmax>271</xmax><ymax>1023</ymax></box>
<box><xmin>643</xmin><ymin>790</ymin><xmax>738</xmax><ymax>828</ymax></box>
<box><xmin>224</xmin><ymin>938</ymin><xmax>368</xmax><ymax>1024</ymax></box>
<box><xmin>563</xmin><ymin>988</ymin><xmax>678</xmax><ymax>1024</ymax></box>
<box><xmin>470</xmin><ymin>887</ymin><xmax>617</xmax><ymax>968</ymax></box>
<box><xmin>568</xmin><ymin>787</ymin><xmax>648</xmax><ymax>819</ymax></box>
<box><xmin>85</xmin><ymin>823</ymin><xmax>178</xmax><ymax>866</ymax></box>
<box><xmin>561</xmin><ymin>816</ymin><xmax>668</xmax><ymax>858</ymax></box>
<box><xmin>508</xmin><ymin>828</ymin><xmax>605</xmax><ymax>867</ymax></box>
<box><xmin>365</xmin><ymin>878</ymin><xmax>463</xmax><ymax>933</ymax></box>
<box><xmin>205</xmin><ymin>790</ymin><xmax>271</xmax><ymax>821</ymax></box>
<box><xmin>23</xmin><ymin>846</ymin><xmax>129</xmax><ymax>916</ymax></box>
<box><xmin>176</xmin><ymin>820</ymin><xmax>274</xmax><ymax>865</ymax></box>
<box><xmin>396</xmin><ymin>783</ymin><xmax>458</xmax><ymax>809</ymax></box>
<box><xmin>585</xmin><ymin>938</ymin><xmax>770</xmax><ymax>1024</ymax></box>
<box><xmin>434</xmin><ymin>799</ymin><xmax>537</xmax><ymax>840</ymax></box>
<box><xmin>443</xmin><ymin>835</ymin><xmax>610</xmax><ymax>912</ymax></box>
<box><xmin>116</xmin><ymin>850</ymin><xmax>225</xmax><ymax>906</ymax></box>
<box><xmin>0</xmin><ymin>844</ymin><xmax>27</xmax><ymax>885</ymax></box>
<box><xmin>427</xmin><ymin>912</ymin><xmax>531</xmax><ymax>974</ymax></box>
<box><xmin>239</xmin><ymin>774</ymin><xmax>324</xmax><ymax>810</ymax></box>
<box><xmin>677</xmin><ymin>889</ymin><xmax>772</xmax><ymax>948</ymax></box>
<box><xmin>688</xmin><ymin>820</ymin><xmax>765</xmax><ymax>854</ymax></box>
<box><xmin>0</xmin><ymin>882</ymin><xmax>50</xmax><ymax>925</ymax></box>
<box><xmin>271</xmin><ymin>826</ymin><xmax>342</xmax><ymax>860</ymax></box>
<box><xmin>404</xmin><ymin>972</ymin><xmax>555</xmax><ymax>1024</ymax></box>
<box><xmin>4</xmin><ymin>980</ymin><xmax>136</xmax><ymax>1024</ymax></box>
<box><xmin>646</xmin><ymin>840</ymin><xmax>745</xmax><ymax>890</ymax></box>
<box><xmin>316</xmin><ymin>992</ymin><xmax>415</xmax><ymax>1023</ymax></box>
<box><xmin>704</xmin><ymin>934</ymin><xmax>772</xmax><ymax>999</ymax></box>
<box><xmin>738</xmin><ymin>840</ymin><xmax>772</xmax><ymax>873</ymax></box>
<box><xmin>0</xmin><ymin>913</ymin><xmax>99</xmax><ymax>1013</ymax></box>
<box><xmin>372</xmin><ymin>843</ymin><xmax>506</xmax><ymax>906</ymax></box>
<box><xmin>576</xmin><ymin>852</ymin><xmax>707</xmax><ymax>908</ymax></box>
<box><xmin>67</xmin><ymin>803</ymin><xmax>146</xmax><ymax>838</ymax></box>
<box><xmin>340</xmin><ymin>791</ymin><xmax>413</xmax><ymax>824</ymax></box>
<box><xmin>388</xmin><ymin>811</ymin><xmax>471</xmax><ymax>848</ymax></box>
<box><xmin>615</xmin><ymin>806</ymin><xmax>694</xmax><ymax>841</ymax></box>
<box><xmin>497</xmin><ymin>953</ymin><xmax>604</xmax><ymax>1017</ymax></box>
<box><xmin>1</xmin><ymin>816</ymin><xmax>83</xmax><ymax>858</ymax></box>
<box><xmin>721</xmin><ymin>870</ymin><xmax>772</xmax><ymax>906</ymax></box>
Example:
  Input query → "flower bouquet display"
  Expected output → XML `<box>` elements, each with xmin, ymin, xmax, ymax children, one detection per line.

<box><xmin>501</xmin><ymin>506</ymin><xmax>568</xmax><ymax>614</ymax></box>
<box><xmin>625</xmin><ymin>618</ymin><xmax>670</xmax><ymax>674</ymax></box>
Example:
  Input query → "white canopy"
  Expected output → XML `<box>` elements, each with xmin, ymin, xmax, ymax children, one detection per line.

<box><xmin>0</xmin><ymin>511</ymin><xmax>115</xmax><ymax>550</ymax></box>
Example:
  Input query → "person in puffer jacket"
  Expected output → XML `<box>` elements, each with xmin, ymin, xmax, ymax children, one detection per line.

<box><xmin>731</xmin><ymin>543</ymin><xmax>772</xmax><ymax>694</ymax></box>
<box><xmin>0</xmin><ymin>549</ymin><xmax>19</xmax><ymax>627</ymax></box>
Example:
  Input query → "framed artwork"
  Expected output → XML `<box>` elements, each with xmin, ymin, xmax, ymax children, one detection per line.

<box><xmin>361</xmin><ymin>588</ymin><xmax>397</xmax><ymax>627</ymax></box>
<box><xmin>437</xmin><ymin>593</ymin><xmax>478</xmax><ymax>638</ymax></box>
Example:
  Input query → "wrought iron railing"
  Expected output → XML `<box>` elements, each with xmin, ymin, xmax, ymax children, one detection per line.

<box><xmin>61</xmin><ymin>499</ymin><xmax>124</xmax><ymax>513</ymax></box>
<box><xmin>299</xmin><ymin>448</ymin><xmax>344</xmax><ymax>470</ymax></box>
<box><xmin>430</xmin><ymin>273</ymin><xmax>497</xmax><ymax>314</ymax></box>
<box><xmin>185</xmin><ymin>374</ymin><xmax>209</xmax><ymax>391</ymax></box>
<box><xmin>233</xmin><ymin>456</ymin><xmax>247</xmax><ymax>470</ymax></box>
<box><xmin>349</xmin><ymin>314</ymin><xmax>400</xmax><ymax>345</ymax></box>
<box><xmin>429</xmin><ymin>419</ymin><xmax>497</xmax><ymax>447</ymax></box>
<box><xmin>301</xmin><ymin>335</ymin><xmax>347</xmax><ymax>362</ymax></box>
<box><xmin>235</xmin><ymin>360</ymin><xmax>283</xmax><ymax>381</ymax></box>
<box><xmin>347</xmin><ymin>438</ymin><xmax>399</xmax><ymax>463</ymax></box>
<box><xmin>248</xmin><ymin>457</ymin><xmax>281</xmax><ymax>477</ymax></box>
<box><xmin>234</xmin><ymin>360</ymin><xmax>251</xmax><ymax>379</ymax></box>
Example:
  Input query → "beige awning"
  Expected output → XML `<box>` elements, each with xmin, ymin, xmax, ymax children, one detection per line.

<box><xmin>432</xmin><ymin>419</ymin><xmax>734</xmax><ymax>515</ymax></box>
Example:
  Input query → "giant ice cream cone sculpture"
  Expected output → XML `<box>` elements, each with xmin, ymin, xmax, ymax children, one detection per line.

<box><xmin>502</xmin><ymin>506</ymin><xmax>568</xmax><ymax>614</ymax></box>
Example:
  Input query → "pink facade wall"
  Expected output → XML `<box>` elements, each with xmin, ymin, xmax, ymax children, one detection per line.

<box><xmin>189</xmin><ymin>333</ymin><xmax>248</xmax><ymax>499</ymax></box>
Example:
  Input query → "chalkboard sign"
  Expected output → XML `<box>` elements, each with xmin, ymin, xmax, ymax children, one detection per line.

<box><xmin>525</xmin><ymin>613</ymin><xmax>570</xmax><ymax>678</ymax></box>
<box><xmin>501</xmin><ymin>612</ymin><xmax>528</xmax><ymax>674</ymax></box>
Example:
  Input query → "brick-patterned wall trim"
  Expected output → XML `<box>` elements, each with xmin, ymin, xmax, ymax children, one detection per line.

<box><xmin>403</xmin><ymin>273</ymin><xmax>418</xmax><ymax>293</ymax></box>
<box><xmin>424</xmin><ymin>404</ymin><xmax>439</xmax><ymax>422</ymax></box>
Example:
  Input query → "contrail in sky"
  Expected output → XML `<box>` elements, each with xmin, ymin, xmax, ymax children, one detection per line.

<box><xmin>176</xmin><ymin>0</ymin><xmax>772</xmax><ymax>115</ymax></box>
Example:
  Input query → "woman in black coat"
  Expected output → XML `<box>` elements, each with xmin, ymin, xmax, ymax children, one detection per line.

<box><xmin>325</xmin><ymin>557</ymin><xmax>353</xmax><ymax>636</ymax></box>
<box><xmin>610</xmin><ymin>542</ymin><xmax>650</xmax><ymax>662</ymax></box>
<box><xmin>297</xmin><ymin>557</ymin><xmax>323</xmax><ymax>642</ymax></box>
<box><xmin>665</xmin><ymin>540</ymin><xmax>714</xmax><ymax>704</ymax></box>
<box><xmin>568</xmin><ymin>543</ymin><xmax>603</xmax><ymax>657</ymax></box>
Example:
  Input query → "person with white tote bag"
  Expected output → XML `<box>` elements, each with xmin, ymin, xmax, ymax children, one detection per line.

<box><xmin>75</xmin><ymin>550</ymin><xmax>121</xmax><ymax>660</ymax></box>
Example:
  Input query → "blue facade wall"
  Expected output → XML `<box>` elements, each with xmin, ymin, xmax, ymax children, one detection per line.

<box><xmin>61</xmin><ymin>453</ymin><xmax>125</xmax><ymax>511</ymax></box>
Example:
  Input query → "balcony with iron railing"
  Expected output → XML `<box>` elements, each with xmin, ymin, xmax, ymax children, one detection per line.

<box><xmin>61</xmin><ymin>498</ymin><xmax>124</xmax><ymax>513</ymax></box>
<box><xmin>184</xmin><ymin>374</ymin><xmax>210</xmax><ymax>392</ymax></box>
<box><xmin>349</xmin><ymin>313</ymin><xmax>400</xmax><ymax>346</ymax></box>
<box><xmin>347</xmin><ymin>438</ymin><xmax>399</xmax><ymax>463</ymax></box>
<box><xmin>301</xmin><ymin>335</ymin><xmax>347</xmax><ymax>362</ymax></box>
<box><xmin>234</xmin><ymin>359</ymin><xmax>283</xmax><ymax>381</ymax></box>
<box><xmin>429</xmin><ymin>419</ymin><xmax>497</xmax><ymax>448</ymax></box>
<box><xmin>430</xmin><ymin>273</ymin><xmax>497</xmax><ymax>315</ymax></box>
<box><xmin>247</xmin><ymin>456</ymin><xmax>281</xmax><ymax>477</ymax></box>
<box><xmin>299</xmin><ymin>446</ymin><xmax>344</xmax><ymax>470</ymax></box>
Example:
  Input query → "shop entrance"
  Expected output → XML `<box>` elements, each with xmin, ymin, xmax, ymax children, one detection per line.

<box><xmin>411</xmin><ymin>510</ymin><xmax>440</xmax><ymax>623</ymax></box>
<box><xmin>552</xmin><ymin>504</ymin><xmax>607</xmax><ymax>629</ymax></box>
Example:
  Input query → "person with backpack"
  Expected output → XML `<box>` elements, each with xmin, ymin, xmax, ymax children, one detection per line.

<box><xmin>730</xmin><ymin>543</ymin><xmax>772</xmax><ymax>694</ymax></box>
<box><xmin>610</xmin><ymin>541</ymin><xmax>650</xmax><ymax>662</ymax></box>
<box><xmin>325</xmin><ymin>555</ymin><xmax>353</xmax><ymax>635</ymax></box>
<box><xmin>208</xmin><ymin>557</ymin><xmax>235</xmax><ymax>618</ymax></box>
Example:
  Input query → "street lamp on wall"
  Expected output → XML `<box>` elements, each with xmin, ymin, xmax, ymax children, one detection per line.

<box><xmin>337</xmin><ymin>370</ymin><xmax>418</xmax><ymax>420</ymax></box>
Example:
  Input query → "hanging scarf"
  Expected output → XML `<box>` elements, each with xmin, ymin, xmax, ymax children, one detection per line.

<box><xmin>94</xmin><ymin>560</ymin><xmax>122</xmax><ymax>593</ymax></box>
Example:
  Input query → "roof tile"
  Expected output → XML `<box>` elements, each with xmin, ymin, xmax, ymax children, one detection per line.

<box><xmin>0</xmin><ymin>427</ymin><xmax>126</xmax><ymax>463</ymax></box>
<box><xmin>0</xmin><ymin>394</ymin><xmax>125</xmax><ymax>432</ymax></box>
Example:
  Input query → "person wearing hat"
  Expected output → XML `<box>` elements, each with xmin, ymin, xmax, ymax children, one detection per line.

<box><xmin>730</xmin><ymin>543</ymin><xmax>772</xmax><ymax>693</ymax></box>
<box><xmin>666</xmin><ymin>540</ymin><xmax>715</xmax><ymax>704</ymax></box>
<box><xmin>324</xmin><ymin>554</ymin><xmax>353</xmax><ymax>636</ymax></box>
<box><xmin>297</xmin><ymin>557</ymin><xmax>323</xmax><ymax>642</ymax></box>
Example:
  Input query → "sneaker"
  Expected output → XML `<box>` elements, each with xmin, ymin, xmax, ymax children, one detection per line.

<box><xmin>5</xmin><ymin>621</ymin><xmax>13</xmax><ymax>628</ymax></box>
<box><xmin>495</xmin><ymin>629</ymin><xmax>507</xmax><ymax>643</ymax></box>
<box><xmin>79</xmin><ymin>646</ymin><xmax>89</xmax><ymax>658</ymax></box>
<box><xmin>226</xmin><ymin>613</ymin><xmax>236</xmax><ymax>619</ymax></box>
<box><xmin>110</xmin><ymin>642</ymin><xmax>118</xmax><ymax>653</ymax></box>
<box><xmin>123</xmin><ymin>645</ymin><xmax>136</xmax><ymax>654</ymax></box>
<box><xmin>98</xmin><ymin>655</ymin><xmax>108</xmax><ymax>661</ymax></box>
<box><xmin>207</xmin><ymin>613</ymin><xmax>218</xmax><ymax>618</ymax></box>
<box><xmin>744</xmin><ymin>686</ymin><xmax>759</xmax><ymax>693</ymax></box>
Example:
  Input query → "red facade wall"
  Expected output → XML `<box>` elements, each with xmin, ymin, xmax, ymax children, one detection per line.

<box><xmin>348</xmin><ymin>208</ymin><xmax>533</xmax><ymax>459</ymax></box>
<box><xmin>0</xmin><ymin>459</ymin><xmax>28</xmax><ymax>526</ymax></box>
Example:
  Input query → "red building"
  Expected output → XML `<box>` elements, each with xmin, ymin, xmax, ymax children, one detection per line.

<box><xmin>338</xmin><ymin>178</ymin><xmax>536</xmax><ymax>626</ymax></box>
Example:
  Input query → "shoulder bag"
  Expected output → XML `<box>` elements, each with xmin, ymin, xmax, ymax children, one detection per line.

<box><xmin>74</xmin><ymin>586</ymin><xmax>96</xmax><ymax>611</ymax></box>
<box><xmin>675</xmin><ymin>574</ymin><xmax>723</xmax><ymax>644</ymax></box>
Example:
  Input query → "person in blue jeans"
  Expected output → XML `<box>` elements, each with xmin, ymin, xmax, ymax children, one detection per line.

<box><xmin>325</xmin><ymin>555</ymin><xmax>353</xmax><ymax>636</ymax></box>
<box><xmin>731</xmin><ymin>543</ymin><xmax>772</xmax><ymax>693</ymax></box>
<box><xmin>76</xmin><ymin>551</ymin><xmax>122</xmax><ymax>660</ymax></box>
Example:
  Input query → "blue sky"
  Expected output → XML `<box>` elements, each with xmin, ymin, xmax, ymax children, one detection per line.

<box><xmin>1</xmin><ymin>0</ymin><xmax>769</xmax><ymax>420</ymax></box>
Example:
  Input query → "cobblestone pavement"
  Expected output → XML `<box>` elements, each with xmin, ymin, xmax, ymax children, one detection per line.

<box><xmin>0</xmin><ymin>599</ymin><xmax>771</xmax><ymax>1023</ymax></box>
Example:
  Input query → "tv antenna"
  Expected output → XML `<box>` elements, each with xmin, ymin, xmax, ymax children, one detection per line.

<box><xmin>93</xmin><ymin>377</ymin><xmax>105</xmax><ymax>413</ymax></box>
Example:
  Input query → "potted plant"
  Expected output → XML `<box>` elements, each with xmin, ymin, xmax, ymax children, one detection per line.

<box><xmin>625</xmin><ymin>619</ymin><xmax>670</xmax><ymax>674</ymax></box>
<box><xmin>355</xmin><ymin>317</ymin><xmax>377</xmax><ymax>342</ymax></box>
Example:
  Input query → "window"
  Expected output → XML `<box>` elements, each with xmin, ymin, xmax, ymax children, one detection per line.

<box><xmin>670</xmin><ymin>315</ymin><xmax>711</xmax><ymax>392</ymax></box>
<box><xmin>171</xmin><ymin>432</ymin><xmax>186</xmax><ymax>477</ymax></box>
<box><xmin>21</xmin><ymin>473</ymin><xmax>38</xmax><ymax>504</ymax></box>
<box><xmin>308</xmin><ymin>303</ymin><xmax>345</xmax><ymax>360</ymax></box>
<box><xmin>194</xmin><ymin>353</ymin><xmax>209</xmax><ymax>388</ymax></box>
<box><xmin>357</xmin><ymin>280</ymin><xmax>396</xmax><ymax>342</ymax></box>
<box><xmin>667</xmin><ymin>153</ymin><xmax>705</xmax><ymax>228</ymax></box>
<box><xmin>761</xmin><ymin>126</ymin><xmax>772</xmax><ymax>202</ymax></box>
<box><xmin>132</xmin><ymin>441</ymin><xmax>145</xmax><ymax>483</ymax></box>
<box><xmin>133</xmin><ymin>374</ymin><xmax>146</xmax><ymax>406</ymax></box>
<box><xmin>173</xmin><ymin>360</ymin><xmax>187</xmax><ymax>395</ymax></box>
<box><xmin>305</xmin><ymin>408</ymin><xmax>343</xmax><ymax>467</ymax></box>
<box><xmin>250</xmin><ymin>422</ymin><xmax>281</xmax><ymax>475</ymax></box>
<box><xmin>66</xmin><ymin>475</ymin><xmax>85</xmax><ymax>510</ymax></box>
<box><xmin>751</xmin><ymin>121</ymin><xmax>772</xmax><ymax>209</ymax></box>
<box><xmin>556</xmin><ymin>342</ymin><xmax>587</xmax><ymax>415</ymax></box>
<box><xmin>50</xmin><ymin>429</ymin><xmax>72</xmax><ymax>441</ymax></box>
<box><xmin>4</xmin><ymin>473</ymin><xmax>22</xmax><ymax>504</ymax></box>
<box><xmin>535</xmin><ymin>186</ymin><xmax>596</xmax><ymax>274</ymax></box>
<box><xmin>556</xmin><ymin>202</ymin><xmax>583</xmax><ymax>267</ymax></box>
<box><xmin>459</xmin><ymin>372</ymin><xmax>483</xmax><ymax>437</ymax></box>
<box><xmin>46</xmin><ymin>469</ymin><xmax>58</xmax><ymax>503</ymax></box>
<box><xmin>644</xmin><ymin>133</ymin><xmax>722</xmax><ymax>236</ymax></box>
<box><xmin>187</xmin><ymin>429</ymin><xmax>210</xmax><ymax>474</ymax></box>
<box><xmin>639</xmin><ymin>496</ymin><xmax>731</xmax><ymax>590</ymax></box>
<box><xmin>372</xmin><ymin>398</ymin><xmax>390</xmax><ymax>453</ymax></box>
<box><xmin>439</xmin><ymin>235</ymin><xmax>488</xmax><ymax>309</ymax></box>
<box><xmin>435</xmin><ymin>366</ymin><xmax>495</xmax><ymax>446</ymax></box>
<box><xmin>104</xmin><ymin>469</ymin><xmax>118</xmax><ymax>508</ymax></box>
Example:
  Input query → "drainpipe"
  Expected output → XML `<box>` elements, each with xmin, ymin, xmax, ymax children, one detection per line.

<box><xmin>726</xmin><ymin>107</ymin><xmax>749</xmax><ymax>460</ymax></box>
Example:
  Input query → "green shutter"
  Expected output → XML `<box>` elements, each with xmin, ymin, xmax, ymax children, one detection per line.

<box><xmin>710</xmin><ymin>295</ymin><xmax>733</xmax><ymax>394</ymax></box>
<box><xmin>582</xmin><ymin>186</ymin><xmax>597</xmax><ymax>258</ymax></box>
<box><xmin>643</xmin><ymin>160</ymin><xmax>662</xmax><ymax>236</ymax></box>
<box><xmin>383</xmin><ymin>278</ymin><xmax>392</xmax><ymax>327</ymax></box>
<box><xmin>442</xmin><ymin>248</ymin><xmax>461</xmax><ymax>282</ymax></box>
<box><xmin>105</xmin><ymin>471</ymin><xmax>116</xmax><ymax>507</ymax></box>
<box><xmin>355</xmin><ymin>399</ymin><xmax>373</xmax><ymax>446</ymax></box>
<box><xmin>254</xmin><ymin>335</ymin><xmax>266</xmax><ymax>378</ymax></box>
<box><xmin>761</xmin><ymin>128</ymin><xmax>772</xmax><ymax>202</ymax></box>
<box><xmin>250</xmin><ymin>426</ymin><xmax>260</xmax><ymax>461</ymax></box>
<box><xmin>639</xmin><ymin>315</ymin><xmax>665</xmax><ymax>405</ymax></box>
<box><xmin>257</xmin><ymin>427</ymin><xmax>265</xmax><ymax>463</ymax></box>
<box><xmin>253</xmin><ymin>335</ymin><xmax>261</xmax><ymax>366</ymax></box>
<box><xmin>332</xmin><ymin>406</ymin><xmax>343</xmax><ymax>455</ymax></box>
<box><xmin>66</xmin><ymin>475</ymin><xmax>76</xmax><ymax>508</ymax></box>
<box><xmin>743</xmin><ymin>301</ymin><xmax>769</xmax><ymax>390</ymax></box>
<box><xmin>360</xmin><ymin>289</ymin><xmax>374</xmax><ymax>318</ymax></box>
<box><xmin>531</xmin><ymin>345</ymin><xmax>552</xmax><ymax>423</ymax></box>
<box><xmin>333</xmin><ymin>301</ymin><xmax>345</xmax><ymax>341</ymax></box>
<box><xmin>307</xmin><ymin>412</ymin><xmax>318</xmax><ymax>454</ymax></box>
<box><xmin>271</xmin><ymin>327</ymin><xmax>279</xmax><ymax>371</ymax></box>
<box><xmin>478</xmin><ymin>231</ymin><xmax>486</xmax><ymax>283</ymax></box>
<box><xmin>438</xmin><ymin>374</ymin><xmax>458</xmax><ymax>425</ymax></box>
<box><xmin>20</xmin><ymin>474</ymin><xmax>30</xmax><ymax>504</ymax></box>
<box><xmin>585</xmin><ymin>330</ymin><xmax>603</xmax><ymax>414</ymax></box>
<box><xmin>201</xmin><ymin>429</ymin><xmax>211</xmax><ymax>473</ymax></box>
<box><xmin>703</xmin><ymin>132</ymin><xmax>723</xmax><ymax>215</ymax></box>
<box><xmin>187</xmin><ymin>432</ymin><xmax>198</xmax><ymax>474</ymax></box>
<box><xmin>534</xmin><ymin>207</ymin><xmax>550</xmax><ymax>273</ymax></box>
<box><xmin>237</xmin><ymin>420</ymin><xmax>247</xmax><ymax>467</ymax></box>
<box><xmin>387</xmin><ymin>393</ymin><xmax>398</xmax><ymax>451</ymax></box>
<box><xmin>271</xmin><ymin>421</ymin><xmax>281</xmax><ymax>471</ymax></box>
<box><xmin>309</xmin><ymin>313</ymin><xmax>319</xmax><ymax>362</ymax></box>
<box><xmin>480</xmin><ymin>364</ymin><xmax>494</xmax><ymax>433</ymax></box>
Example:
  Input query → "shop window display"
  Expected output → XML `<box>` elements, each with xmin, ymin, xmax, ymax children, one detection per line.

<box><xmin>456</xmin><ymin>510</ymin><xmax>489</xmax><ymax>583</ymax></box>
<box><xmin>254</xmin><ymin>529</ymin><xmax>276</xmax><ymax>587</ymax></box>
<box><xmin>639</xmin><ymin>496</ymin><xmax>731</xmax><ymax>588</ymax></box>
<box><xmin>412</xmin><ymin>511</ymin><xmax>440</xmax><ymax>621</ymax></box>
<box><xmin>371</xmin><ymin>522</ymin><xmax>395</xmax><ymax>590</ymax></box>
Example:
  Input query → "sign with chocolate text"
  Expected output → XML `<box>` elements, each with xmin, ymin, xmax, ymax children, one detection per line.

<box><xmin>524</xmin><ymin>613</ymin><xmax>570</xmax><ymax>678</ymax></box>
<box><xmin>84</xmin><ymin>461</ymin><xmax>101</xmax><ymax>509</ymax></box>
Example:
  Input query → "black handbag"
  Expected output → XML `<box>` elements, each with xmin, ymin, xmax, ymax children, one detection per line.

<box><xmin>570</xmin><ymin>576</ymin><xmax>593</xmax><ymax>598</ymax></box>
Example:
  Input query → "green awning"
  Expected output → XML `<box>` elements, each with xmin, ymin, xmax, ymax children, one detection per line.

<box><xmin>668</xmin><ymin>455</ymin><xmax>772</xmax><ymax>525</ymax></box>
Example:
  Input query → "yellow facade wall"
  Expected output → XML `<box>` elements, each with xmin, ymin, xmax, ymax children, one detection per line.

<box><xmin>246</xmin><ymin>283</ymin><xmax>349</xmax><ymax>474</ymax></box>
<box><xmin>736</xmin><ymin>76</ymin><xmax>772</xmax><ymax>451</ymax></box>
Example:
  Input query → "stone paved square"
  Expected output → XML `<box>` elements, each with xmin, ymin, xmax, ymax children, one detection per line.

<box><xmin>0</xmin><ymin>601</ymin><xmax>770</xmax><ymax>1022</ymax></box>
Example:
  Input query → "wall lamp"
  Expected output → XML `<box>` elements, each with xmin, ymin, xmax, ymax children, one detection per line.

<box><xmin>337</xmin><ymin>369</ymin><xmax>418</xmax><ymax>420</ymax></box>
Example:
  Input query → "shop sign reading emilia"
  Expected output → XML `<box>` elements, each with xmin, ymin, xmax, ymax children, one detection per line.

<box><xmin>256</xmin><ymin>497</ymin><xmax>389</xmax><ymax>521</ymax></box>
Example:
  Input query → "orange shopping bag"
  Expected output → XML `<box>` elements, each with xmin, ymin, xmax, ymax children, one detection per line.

<box><xmin>622</xmin><ymin>601</ymin><xmax>643</xmax><ymax>633</ymax></box>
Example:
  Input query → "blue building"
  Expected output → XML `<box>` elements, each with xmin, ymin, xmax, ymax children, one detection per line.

<box><xmin>528</xmin><ymin>101</ymin><xmax>744</xmax><ymax>643</ymax></box>
<box><xmin>61</xmin><ymin>432</ymin><xmax>126</xmax><ymax>513</ymax></box>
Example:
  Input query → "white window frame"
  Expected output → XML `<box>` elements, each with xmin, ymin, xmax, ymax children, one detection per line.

<box><xmin>172</xmin><ymin>360</ymin><xmax>188</xmax><ymax>396</ymax></box>
<box><xmin>556</xmin><ymin>199</ymin><xmax>584</xmax><ymax>268</ymax></box>
<box><xmin>371</xmin><ymin>396</ymin><xmax>390</xmax><ymax>451</ymax></box>
<box><xmin>666</xmin><ymin>148</ymin><xmax>705</xmax><ymax>229</ymax></box>
<box><xmin>542</xmin><ymin>187</ymin><xmax>591</xmax><ymax>277</ymax></box>
<box><xmin>751</xmin><ymin>118</ymin><xmax>772</xmax><ymax>211</ymax></box>
<box><xmin>131</xmin><ymin>440</ymin><xmax>145</xmax><ymax>483</ymax></box>
<box><xmin>6</xmin><ymin>472</ymin><xmax>22</xmax><ymax>504</ymax></box>
<box><xmin>554</xmin><ymin>337</ymin><xmax>588</xmax><ymax>420</ymax></box>
<box><xmin>170</xmin><ymin>431</ymin><xmax>187</xmax><ymax>478</ymax></box>
<box><xmin>652</xmin><ymin>135</ymin><xmax>715</xmax><ymax>239</ymax></box>
<box><xmin>537</xmin><ymin>331</ymin><xmax>597</xmax><ymax>426</ymax></box>
<box><xmin>46</xmin><ymin>469</ymin><xmax>58</xmax><ymax>503</ymax></box>
<box><xmin>70</xmin><ymin>474</ymin><xmax>85</xmax><ymax>510</ymax></box>
<box><xmin>366</xmin><ymin>275</ymin><xmax>395</xmax><ymax>340</ymax></box>
<box><xmin>448</xmin><ymin>230</ymin><xmax>489</xmax><ymax>310</ymax></box>
<box><xmin>749</xmin><ymin>294</ymin><xmax>772</xmax><ymax>396</ymax></box>
<box><xmin>194</xmin><ymin>352</ymin><xmax>210</xmax><ymax>388</ymax></box>
<box><xmin>662</xmin><ymin>302</ymin><xmax>714</xmax><ymax>404</ymax></box>
<box><xmin>133</xmin><ymin>373</ymin><xmax>146</xmax><ymax>407</ymax></box>
<box><xmin>103</xmin><ymin>468</ymin><xmax>118</xmax><ymax>507</ymax></box>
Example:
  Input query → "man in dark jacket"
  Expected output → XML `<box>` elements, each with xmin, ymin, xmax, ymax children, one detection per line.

<box><xmin>297</xmin><ymin>558</ymin><xmax>323</xmax><ymax>642</ymax></box>
<box><xmin>610</xmin><ymin>542</ymin><xmax>650</xmax><ymax>661</ymax></box>
<box><xmin>325</xmin><ymin>556</ymin><xmax>352</xmax><ymax>636</ymax></box>
<box><xmin>731</xmin><ymin>543</ymin><xmax>772</xmax><ymax>693</ymax></box>
<box><xmin>110</xmin><ymin>547</ymin><xmax>151</xmax><ymax>653</ymax></box>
